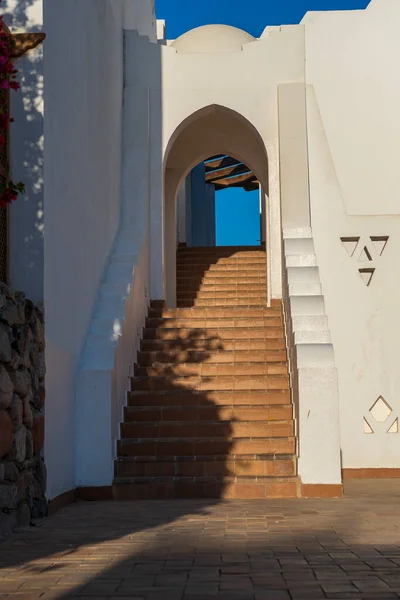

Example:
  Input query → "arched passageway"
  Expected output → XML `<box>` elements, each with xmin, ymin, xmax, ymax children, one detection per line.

<box><xmin>163</xmin><ymin>105</ymin><xmax>270</xmax><ymax>308</ymax></box>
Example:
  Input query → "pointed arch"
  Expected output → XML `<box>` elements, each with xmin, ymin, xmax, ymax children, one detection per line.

<box><xmin>163</xmin><ymin>104</ymin><xmax>270</xmax><ymax>307</ymax></box>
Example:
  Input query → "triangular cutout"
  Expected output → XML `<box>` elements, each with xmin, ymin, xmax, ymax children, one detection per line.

<box><xmin>370</xmin><ymin>236</ymin><xmax>389</xmax><ymax>257</ymax></box>
<box><xmin>387</xmin><ymin>418</ymin><xmax>398</xmax><ymax>434</ymax></box>
<box><xmin>358</xmin><ymin>246</ymin><xmax>373</xmax><ymax>263</ymax></box>
<box><xmin>359</xmin><ymin>268</ymin><xmax>375</xmax><ymax>286</ymax></box>
<box><xmin>340</xmin><ymin>236</ymin><xmax>360</xmax><ymax>257</ymax></box>
<box><xmin>363</xmin><ymin>418</ymin><xmax>374</xmax><ymax>434</ymax></box>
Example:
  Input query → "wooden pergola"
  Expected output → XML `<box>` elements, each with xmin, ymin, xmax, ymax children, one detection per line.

<box><xmin>204</xmin><ymin>155</ymin><xmax>259</xmax><ymax>192</ymax></box>
<box><xmin>10</xmin><ymin>32</ymin><xmax>46</xmax><ymax>58</ymax></box>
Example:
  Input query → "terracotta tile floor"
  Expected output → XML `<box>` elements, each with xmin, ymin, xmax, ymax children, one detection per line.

<box><xmin>1</xmin><ymin>480</ymin><xmax>400</xmax><ymax>599</ymax></box>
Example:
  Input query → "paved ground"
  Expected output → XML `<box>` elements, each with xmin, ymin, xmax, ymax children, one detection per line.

<box><xmin>1</xmin><ymin>480</ymin><xmax>400</xmax><ymax>600</ymax></box>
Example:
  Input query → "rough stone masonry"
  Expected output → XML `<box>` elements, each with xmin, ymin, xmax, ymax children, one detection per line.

<box><xmin>0</xmin><ymin>283</ymin><xmax>46</xmax><ymax>534</ymax></box>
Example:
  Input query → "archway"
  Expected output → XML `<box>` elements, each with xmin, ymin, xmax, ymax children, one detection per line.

<box><xmin>163</xmin><ymin>105</ymin><xmax>270</xmax><ymax>307</ymax></box>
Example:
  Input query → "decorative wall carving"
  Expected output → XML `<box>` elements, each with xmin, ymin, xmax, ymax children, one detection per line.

<box><xmin>363</xmin><ymin>396</ymin><xmax>398</xmax><ymax>434</ymax></box>
<box><xmin>340</xmin><ymin>236</ymin><xmax>389</xmax><ymax>286</ymax></box>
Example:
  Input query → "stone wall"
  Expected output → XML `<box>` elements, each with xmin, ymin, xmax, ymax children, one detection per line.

<box><xmin>0</xmin><ymin>284</ymin><xmax>46</xmax><ymax>532</ymax></box>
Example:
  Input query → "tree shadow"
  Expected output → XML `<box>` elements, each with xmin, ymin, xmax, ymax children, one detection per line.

<box><xmin>2</xmin><ymin>481</ymin><xmax>400</xmax><ymax>599</ymax></box>
<box><xmin>3</xmin><ymin>0</ymin><xmax>44</xmax><ymax>304</ymax></box>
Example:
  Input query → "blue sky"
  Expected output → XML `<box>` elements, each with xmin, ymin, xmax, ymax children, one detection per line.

<box><xmin>155</xmin><ymin>0</ymin><xmax>369</xmax><ymax>41</ymax></box>
<box><xmin>156</xmin><ymin>0</ymin><xmax>369</xmax><ymax>245</ymax></box>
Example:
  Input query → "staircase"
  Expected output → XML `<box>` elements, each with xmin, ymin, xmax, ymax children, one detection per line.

<box><xmin>113</xmin><ymin>246</ymin><xmax>299</xmax><ymax>499</ymax></box>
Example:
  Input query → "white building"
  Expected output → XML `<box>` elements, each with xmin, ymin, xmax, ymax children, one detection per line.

<box><xmin>8</xmin><ymin>0</ymin><xmax>400</xmax><ymax>505</ymax></box>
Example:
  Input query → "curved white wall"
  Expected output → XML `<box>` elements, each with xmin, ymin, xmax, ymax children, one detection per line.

<box><xmin>43</xmin><ymin>0</ymin><xmax>156</xmax><ymax>499</ymax></box>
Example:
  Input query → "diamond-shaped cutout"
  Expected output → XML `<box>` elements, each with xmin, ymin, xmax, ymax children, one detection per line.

<box><xmin>387</xmin><ymin>418</ymin><xmax>398</xmax><ymax>434</ymax></box>
<box><xmin>370</xmin><ymin>396</ymin><xmax>392</xmax><ymax>423</ymax></box>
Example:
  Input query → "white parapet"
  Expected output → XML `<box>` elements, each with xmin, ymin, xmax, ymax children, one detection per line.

<box><xmin>282</xmin><ymin>228</ymin><xmax>342</xmax><ymax>486</ymax></box>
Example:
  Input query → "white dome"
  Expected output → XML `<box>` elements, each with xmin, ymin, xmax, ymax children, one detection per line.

<box><xmin>171</xmin><ymin>25</ymin><xmax>256</xmax><ymax>54</ymax></box>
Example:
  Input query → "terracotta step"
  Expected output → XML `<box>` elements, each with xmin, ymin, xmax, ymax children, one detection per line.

<box><xmin>177</xmin><ymin>296</ymin><xmax>267</xmax><ymax>308</ymax></box>
<box><xmin>177</xmin><ymin>287</ymin><xmax>267</xmax><ymax>295</ymax></box>
<box><xmin>115</xmin><ymin>454</ymin><xmax>296</xmax><ymax>478</ymax></box>
<box><xmin>177</xmin><ymin>300</ymin><xmax>268</xmax><ymax>308</ymax></box>
<box><xmin>177</xmin><ymin>247</ymin><xmax>265</xmax><ymax>255</ymax></box>
<box><xmin>177</xmin><ymin>264</ymin><xmax>266</xmax><ymax>272</ymax></box>
<box><xmin>177</xmin><ymin>262</ymin><xmax>266</xmax><ymax>270</ymax></box>
<box><xmin>134</xmin><ymin>363</ymin><xmax>288</xmax><ymax>378</ymax></box>
<box><xmin>131</xmin><ymin>374</ymin><xmax>290</xmax><ymax>392</ymax></box>
<box><xmin>117</xmin><ymin>436</ymin><xmax>296</xmax><ymax>457</ymax></box>
<box><xmin>113</xmin><ymin>477</ymin><xmax>299</xmax><ymax>499</ymax></box>
<box><xmin>148</xmin><ymin>308</ymin><xmax>280</xmax><ymax>319</ymax></box>
<box><xmin>177</xmin><ymin>299</ymin><xmax>268</xmax><ymax>308</ymax></box>
<box><xmin>145</xmin><ymin>317</ymin><xmax>283</xmax><ymax>329</ymax></box>
<box><xmin>121</xmin><ymin>420</ymin><xmax>294</xmax><ymax>439</ymax></box>
<box><xmin>140</xmin><ymin>338</ymin><xmax>286</xmax><ymax>352</ymax></box>
<box><xmin>137</xmin><ymin>349</ymin><xmax>287</xmax><ymax>365</ymax></box>
<box><xmin>178</xmin><ymin>287</ymin><xmax>268</xmax><ymax>295</ymax></box>
<box><xmin>128</xmin><ymin>390</ymin><xmax>291</xmax><ymax>407</ymax></box>
<box><xmin>177</xmin><ymin>282</ymin><xmax>267</xmax><ymax>290</ymax></box>
<box><xmin>124</xmin><ymin>404</ymin><xmax>293</xmax><ymax>422</ymax></box>
<box><xmin>142</xmin><ymin>327</ymin><xmax>284</xmax><ymax>341</ymax></box>
<box><xmin>177</xmin><ymin>275</ymin><xmax>267</xmax><ymax>284</ymax></box>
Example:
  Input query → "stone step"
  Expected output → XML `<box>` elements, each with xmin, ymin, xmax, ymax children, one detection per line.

<box><xmin>177</xmin><ymin>262</ymin><xmax>267</xmax><ymax>271</ymax></box>
<box><xmin>134</xmin><ymin>362</ymin><xmax>288</xmax><ymax>378</ymax></box>
<box><xmin>115</xmin><ymin>454</ymin><xmax>296</xmax><ymax>478</ymax></box>
<box><xmin>137</xmin><ymin>349</ymin><xmax>287</xmax><ymax>365</ymax></box>
<box><xmin>177</xmin><ymin>273</ymin><xmax>267</xmax><ymax>282</ymax></box>
<box><xmin>124</xmin><ymin>405</ymin><xmax>293</xmax><ymax>422</ymax></box>
<box><xmin>177</xmin><ymin>298</ymin><xmax>267</xmax><ymax>308</ymax></box>
<box><xmin>117</xmin><ymin>436</ymin><xmax>296</xmax><ymax>457</ymax></box>
<box><xmin>148</xmin><ymin>308</ymin><xmax>281</xmax><ymax>319</ymax></box>
<box><xmin>120</xmin><ymin>420</ymin><xmax>295</xmax><ymax>439</ymax></box>
<box><xmin>142</xmin><ymin>327</ymin><xmax>285</xmax><ymax>340</ymax></box>
<box><xmin>128</xmin><ymin>390</ymin><xmax>291</xmax><ymax>407</ymax></box>
<box><xmin>177</xmin><ymin>263</ymin><xmax>266</xmax><ymax>272</ymax></box>
<box><xmin>140</xmin><ymin>338</ymin><xmax>286</xmax><ymax>352</ymax></box>
<box><xmin>113</xmin><ymin>477</ymin><xmax>299</xmax><ymax>499</ymax></box>
<box><xmin>177</xmin><ymin>282</ymin><xmax>267</xmax><ymax>291</ymax></box>
<box><xmin>131</xmin><ymin>374</ymin><xmax>290</xmax><ymax>392</ymax></box>
<box><xmin>145</xmin><ymin>317</ymin><xmax>283</xmax><ymax>329</ymax></box>
<box><xmin>177</xmin><ymin>247</ymin><xmax>265</xmax><ymax>255</ymax></box>
<box><xmin>178</xmin><ymin>288</ymin><xmax>270</xmax><ymax>296</ymax></box>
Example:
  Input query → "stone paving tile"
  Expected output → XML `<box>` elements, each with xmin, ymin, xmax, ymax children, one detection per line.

<box><xmin>1</xmin><ymin>481</ymin><xmax>400</xmax><ymax>598</ymax></box>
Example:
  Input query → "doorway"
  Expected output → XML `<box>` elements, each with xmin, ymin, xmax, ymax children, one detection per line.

<box><xmin>176</xmin><ymin>154</ymin><xmax>265</xmax><ymax>250</ymax></box>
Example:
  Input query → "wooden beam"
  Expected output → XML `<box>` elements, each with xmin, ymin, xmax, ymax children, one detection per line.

<box><xmin>214</xmin><ymin>172</ymin><xmax>258</xmax><ymax>190</ymax></box>
<box><xmin>206</xmin><ymin>163</ymin><xmax>252</xmax><ymax>183</ymax></box>
<box><xmin>205</xmin><ymin>156</ymin><xmax>238</xmax><ymax>170</ymax></box>
<box><xmin>10</xmin><ymin>33</ymin><xmax>46</xmax><ymax>58</ymax></box>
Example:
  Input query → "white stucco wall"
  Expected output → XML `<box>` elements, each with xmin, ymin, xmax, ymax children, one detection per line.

<box><xmin>159</xmin><ymin>26</ymin><xmax>306</xmax><ymax>304</ymax></box>
<box><xmin>39</xmin><ymin>0</ymin><xmax>400</xmax><ymax>496</ymax></box>
<box><xmin>304</xmin><ymin>0</ymin><xmax>400</xmax><ymax>467</ymax></box>
<box><xmin>43</xmin><ymin>0</ymin><xmax>156</xmax><ymax>499</ymax></box>
<box><xmin>5</xmin><ymin>0</ymin><xmax>44</xmax><ymax>304</ymax></box>
<box><xmin>304</xmin><ymin>0</ymin><xmax>400</xmax><ymax>216</ymax></box>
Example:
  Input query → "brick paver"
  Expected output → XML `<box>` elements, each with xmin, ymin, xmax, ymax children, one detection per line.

<box><xmin>1</xmin><ymin>480</ymin><xmax>400</xmax><ymax>599</ymax></box>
